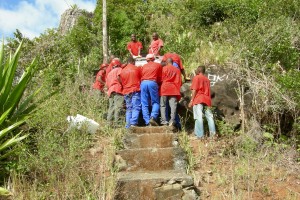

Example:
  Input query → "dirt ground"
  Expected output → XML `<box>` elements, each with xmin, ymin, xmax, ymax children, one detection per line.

<box><xmin>189</xmin><ymin>137</ymin><xmax>300</xmax><ymax>200</ymax></box>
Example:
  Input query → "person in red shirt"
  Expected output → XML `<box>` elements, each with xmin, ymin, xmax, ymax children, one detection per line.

<box><xmin>105</xmin><ymin>55</ymin><xmax>116</xmax><ymax>79</ymax></box>
<box><xmin>92</xmin><ymin>63</ymin><xmax>108</xmax><ymax>95</ymax></box>
<box><xmin>188</xmin><ymin>65</ymin><xmax>216</xmax><ymax>139</ymax></box>
<box><xmin>140</xmin><ymin>54</ymin><xmax>162</xmax><ymax>126</ymax></box>
<box><xmin>106</xmin><ymin>59</ymin><xmax>124</xmax><ymax>126</ymax></box>
<box><xmin>160</xmin><ymin>58</ymin><xmax>182</xmax><ymax>126</ymax></box>
<box><xmin>118</xmin><ymin>57</ymin><xmax>141</xmax><ymax>128</ymax></box>
<box><xmin>127</xmin><ymin>34</ymin><xmax>143</xmax><ymax>57</ymax></box>
<box><xmin>162</xmin><ymin>52</ymin><xmax>189</xmax><ymax>81</ymax></box>
<box><xmin>148</xmin><ymin>32</ymin><xmax>164</xmax><ymax>56</ymax></box>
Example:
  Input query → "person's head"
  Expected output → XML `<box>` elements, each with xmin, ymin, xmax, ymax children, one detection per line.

<box><xmin>195</xmin><ymin>65</ymin><xmax>206</xmax><ymax>75</ymax></box>
<box><xmin>166</xmin><ymin>58</ymin><xmax>173</xmax><ymax>65</ymax></box>
<box><xmin>127</xmin><ymin>56</ymin><xmax>135</xmax><ymax>64</ymax></box>
<box><xmin>131</xmin><ymin>34</ymin><xmax>137</xmax><ymax>42</ymax></box>
<box><xmin>111</xmin><ymin>59</ymin><xmax>121</xmax><ymax>68</ymax></box>
<box><xmin>109</xmin><ymin>55</ymin><xmax>115</xmax><ymax>62</ymax></box>
<box><xmin>161</xmin><ymin>61</ymin><xmax>166</xmax><ymax>67</ymax></box>
<box><xmin>100</xmin><ymin>63</ymin><xmax>108</xmax><ymax>69</ymax></box>
<box><xmin>152</xmin><ymin>32</ymin><xmax>159</xmax><ymax>41</ymax></box>
<box><xmin>146</xmin><ymin>54</ymin><xmax>155</xmax><ymax>62</ymax></box>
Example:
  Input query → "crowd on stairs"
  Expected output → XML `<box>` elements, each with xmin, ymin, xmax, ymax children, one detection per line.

<box><xmin>92</xmin><ymin>32</ymin><xmax>216</xmax><ymax>139</ymax></box>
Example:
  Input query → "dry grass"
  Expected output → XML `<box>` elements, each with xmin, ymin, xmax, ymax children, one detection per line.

<box><xmin>189</xmin><ymin>135</ymin><xmax>300</xmax><ymax>200</ymax></box>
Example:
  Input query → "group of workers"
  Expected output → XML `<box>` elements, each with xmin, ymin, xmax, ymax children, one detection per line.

<box><xmin>92</xmin><ymin>32</ymin><xmax>216</xmax><ymax>139</ymax></box>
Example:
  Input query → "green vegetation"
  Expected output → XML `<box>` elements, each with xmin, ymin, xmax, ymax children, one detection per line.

<box><xmin>0</xmin><ymin>41</ymin><xmax>40</xmax><ymax>196</ymax></box>
<box><xmin>0</xmin><ymin>0</ymin><xmax>299</xmax><ymax>199</ymax></box>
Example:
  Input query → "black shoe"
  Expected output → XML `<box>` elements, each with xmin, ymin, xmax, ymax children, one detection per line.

<box><xmin>149</xmin><ymin>117</ymin><xmax>158</xmax><ymax>126</ymax></box>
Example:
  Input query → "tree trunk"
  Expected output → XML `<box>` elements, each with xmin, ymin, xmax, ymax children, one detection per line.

<box><xmin>102</xmin><ymin>0</ymin><xmax>108</xmax><ymax>63</ymax></box>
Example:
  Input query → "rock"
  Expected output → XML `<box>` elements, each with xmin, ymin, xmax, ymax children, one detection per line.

<box><xmin>182</xmin><ymin>188</ymin><xmax>199</xmax><ymax>200</ymax></box>
<box><xmin>207</xmin><ymin>170</ymin><xmax>213</xmax><ymax>176</ymax></box>
<box><xmin>113</xmin><ymin>154</ymin><xmax>127</xmax><ymax>171</ymax></box>
<box><xmin>58</xmin><ymin>7</ymin><xmax>93</xmax><ymax>35</ymax></box>
<box><xmin>154</xmin><ymin>184</ymin><xmax>184</xmax><ymax>200</ymax></box>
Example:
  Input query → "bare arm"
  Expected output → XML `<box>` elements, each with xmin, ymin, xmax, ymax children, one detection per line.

<box><xmin>188</xmin><ymin>89</ymin><xmax>197</xmax><ymax>108</ymax></box>
<box><xmin>181</xmin><ymin>69</ymin><xmax>188</xmax><ymax>82</ymax></box>
<box><xmin>117</xmin><ymin>75</ymin><xmax>122</xmax><ymax>85</ymax></box>
<box><xmin>98</xmin><ymin>76</ymin><xmax>106</xmax><ymax>85</ymax></box>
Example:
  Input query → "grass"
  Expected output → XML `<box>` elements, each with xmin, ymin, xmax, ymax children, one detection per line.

<box><xmin>189</xmin><ymin>132</ymin><xmax>300</xmax><ymax>200</ymax></box>
<box><xmin>6</xmin><ymin>76</ymin><xmax>120</xmax><ymax>199</ymax></box>
<box><xmin>3</xmin><ymin>64</ymin><xmax>298</xmax><ymax>200</ymax></box>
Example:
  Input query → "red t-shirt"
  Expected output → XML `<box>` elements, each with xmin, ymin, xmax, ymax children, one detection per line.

<box><xmin>160</xmin><ymin>64</ymin><xmax>182</xmax><ymax>99</ymax></box>
<box><xmin>141</xmin><ymin>61</ymin><xmax>162</xmax><ymax>82</ymax></box>
<box><xmin>119</xmin><ymin>63</ymin><xmax>141</xmax><ymax>95</ymax></box>
<box><xmin>92</xmin><ymin>69</ymin><xmax>106</xmax><ymax>91</ymax></box>
<box><xmin>127</xmin><ymin>41</ymin><xmax>143</xmax><ymax>56</ymax></box>
<box><xmin>190</xmin><ymin>74</ymin><xmax>211</xmax><ymax>106</ymax></box>
<box><xmin>106</xmin><ymin>67</ymin><xmax>122</xmax><ymax>97</ymax></box>
<box><xmin>162</xmin><ymin>53</ymin><xmax>183</xmax><ymax>70</ymax></box>
<box><xmin>106</xmin><ymin>62</ymin><xmax>114</xmax><ymax>79</ymax></box>
<box><xmin>148</xmin><ymin>39</ymin><xmax>164</xmax><ymax>55</ymax></box>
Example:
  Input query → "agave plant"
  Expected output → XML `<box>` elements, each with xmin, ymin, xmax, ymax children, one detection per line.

<box><xmin>0</xmin><ymin>40</ymin><xmax>39</xmax><ymax>195</ymax></box>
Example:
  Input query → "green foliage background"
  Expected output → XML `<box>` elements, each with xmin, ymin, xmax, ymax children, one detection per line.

<box><xmin>4</xmin><ymin>0</ymin><xmax>299</xmax><ymax>140</ymax></box>
<box><xmin>2</xmin><ymin>0</ymin><xmax>300</xmax><ymax>198</ymax></box>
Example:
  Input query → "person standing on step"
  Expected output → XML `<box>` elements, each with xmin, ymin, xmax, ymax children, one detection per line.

<box><xmin>148</xmin><ymin>32</ymin><xmax>164</xmax><ymax>56</ymax></box>
<box><xmin>106</xmin><ymin>59</ymin><xmax>123</xmax><ymax>126</ymax></box>
<box><xmin>160</xmin><ymin>58</ymin><xmax>182</xmax><ymax>127</ymax></box>
<box><xmin>92</xmin><ymin>63</ymin><xmax>108</xmax><ymax>96</ymax></box>
<box><xmin>140</xmin><ymin>54</ymin><xmax>162</xmax><ymax>126</ymax></box>
<box><xmin>105</xmin><ymin>55</ymin><xmax>116</xmax><ymax>79</ymax></box>
<box><xmin>118</xmin><ymin>57</ymin><xmax>142</xmax><ymax>128</ymax></box>
<box><xmin>188</xmin><ymin>65</ymin><xmax>216</xmax><ymax>139</ymax></box>
<box><xmin>162</xmin><ymin>52</ymin><xmax>189</xmax><ymax>81</ymax></box>
<box><xmin>127</xmin><ymin>34</ymin><xmax>143</xmax><ymax>58</ymax></box>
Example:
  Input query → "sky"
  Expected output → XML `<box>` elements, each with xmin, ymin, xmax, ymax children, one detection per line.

<box><xmin>0</xmin><ymin>0</ymin><xmax>97</xmax><ymax>40</ymax></box>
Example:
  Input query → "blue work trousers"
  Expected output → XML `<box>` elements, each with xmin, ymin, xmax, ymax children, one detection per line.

<box><xmin>124</xmin><ymin>91</ymin><xmax>141</xmax><ymax>128</ymax></box>
<box><xmin>141</xmin><ymin>80</ymin><xmax>160</xmax><ymax>125</ymax></box>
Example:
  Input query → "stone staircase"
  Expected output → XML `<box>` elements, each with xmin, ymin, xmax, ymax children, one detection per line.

<box><xmin>114</xmin><ymin>126</ymin><xmax>199</xmax><ymax>199</ymax></box>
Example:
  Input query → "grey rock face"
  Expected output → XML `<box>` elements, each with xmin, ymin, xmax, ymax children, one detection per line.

<box><xmin>58</xmin><ymin>8</ymin><xmax>93</xmax><ymax>35</ymax></box>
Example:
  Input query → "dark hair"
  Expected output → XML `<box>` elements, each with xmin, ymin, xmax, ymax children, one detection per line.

<box><xmin>196</xmin><ymin>65</ymin><xmax>206</xmax><ymax>74</ymax></box>
<box><xmin>127</xmin><ymin>56</ymin><xmax>135</xmax><ymax>64</ymax></box>
<box><xmin>166</xmin><ymin>58</ymin><xmax>173</xmax><ymax>64</ymax></box>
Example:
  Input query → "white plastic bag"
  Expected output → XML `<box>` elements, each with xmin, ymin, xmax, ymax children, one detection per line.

<box><xmin>66</xmin><ymin>114</ymin><xmax>99</xmax><ymax>134</ymax></box>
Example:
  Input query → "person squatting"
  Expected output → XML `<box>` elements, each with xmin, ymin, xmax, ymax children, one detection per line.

<box><xmin>92</xmin><ymin>33</ymin><xmax>216</xmax><ymax>139</ymax></box>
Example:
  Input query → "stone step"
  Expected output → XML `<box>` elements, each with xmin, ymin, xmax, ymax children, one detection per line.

<box><xmin>129</xmin><ymin>126</ymin><xmax>176</xmax><ymax>134</ymax></box>
<box><xmin>116</xmin><ymin>147</ymin><xmax>186</xmax><ymax>172</ymax></box>
<box><xmin>123</xmin><ymin>132</ymin><xmax>178</xmax><ymax>149</ymax></box>
<box><xmin>115</xmin><ymin>170</ymin><xmax>197</xmax><ymax>200</ymax></box>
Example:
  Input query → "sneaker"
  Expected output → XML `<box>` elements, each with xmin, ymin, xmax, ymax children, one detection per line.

<box><xmin>161</xmin><ymin>122</ymin><xmax>169</xmax><ymax>126</ymax></box>
<box><xmin>149</xmin><ymin>117</ymin><xmax>158</xmax><ymax>126</ymax></box>
<box><xmin>169</xmin><ymin>122</ymin><xmax>176</xmax><ymax>127</ymax></box>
